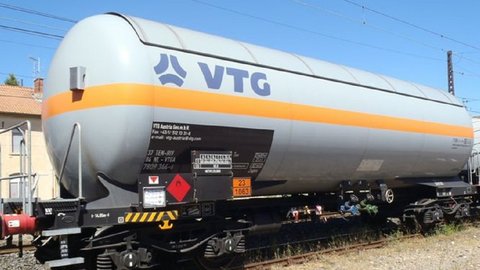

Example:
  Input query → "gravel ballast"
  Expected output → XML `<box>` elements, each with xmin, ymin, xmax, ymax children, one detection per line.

<box><xmin>0</xmin><ymin>251</ymin><xmax>45</xmax><ymax>270</ymax></box>
<box><xmin>274</xmin><ymin>226</ymin><xmax>480</xmax><ymax>270</ymax></box>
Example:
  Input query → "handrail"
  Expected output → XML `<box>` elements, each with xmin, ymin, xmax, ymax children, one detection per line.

<box><xmin>31</xmin><ymin>173</ymin><xmax>40</xmax><ymax>197</ymax></box>
<box><xmin>58</xmin><ymin>122</ymin><xmax>83</xmax><ymax>199</ymax></box>
<box><xmin>0</xmin><ymin>120</ymin><xmax>32</xmax><ymax>215</ymax></box>
<box><xmin>467</xmin><ymin>150</ymin><xmax>480</xmax><ymax>185</ymax></box>
<box><xmin>20</xmin><ymin>132</ymin><xmax>26</xmax><ymax>215</ymax></box>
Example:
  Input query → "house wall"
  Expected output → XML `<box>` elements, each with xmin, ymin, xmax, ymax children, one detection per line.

<box><xmin>0</xmin><ymin>114</ymin><xmax>56</xmax><ymax>200</ymax></box>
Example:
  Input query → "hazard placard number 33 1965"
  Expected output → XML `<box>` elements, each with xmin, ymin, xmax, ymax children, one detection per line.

<box><xmin>233</xmin><ymin>177</ymin><xmax>251</xmax><ymax>197</ymax></box>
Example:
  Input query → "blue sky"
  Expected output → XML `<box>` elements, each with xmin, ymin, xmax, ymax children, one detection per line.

<box><xmin>1</xmin><ymin>0</ymin><xmax>480</xmax><ymax>113</ymax></box>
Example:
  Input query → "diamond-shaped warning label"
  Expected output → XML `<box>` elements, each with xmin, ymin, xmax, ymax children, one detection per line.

<box><xmin>167</xmin><ymin>174</ymin><xmax>191</xmax><ymax>202</ymax></box>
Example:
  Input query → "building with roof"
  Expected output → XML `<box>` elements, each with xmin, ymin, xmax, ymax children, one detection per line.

<box><xmin>0</xmin><ymin>78</ymin><xmax>56</xmax><ymax>201</ymax></box>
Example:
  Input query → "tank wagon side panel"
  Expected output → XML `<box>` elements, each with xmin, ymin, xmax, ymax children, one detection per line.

<box><xmin>42</xmin><ymin>14</ymin><xmax>473</xmax><ymax>202</ymax></box>
<box><xmin>139</xmin><ymin>32</ymin><xmax>473</xmax><ymax>183</ymax></box>
<box><xmin>43</xmin><ymin>15</ymin><xmax>156</xmax><ymax>200</ymax></box>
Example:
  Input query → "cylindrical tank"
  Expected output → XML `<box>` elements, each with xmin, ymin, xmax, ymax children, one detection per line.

<box><xmin>43</xmin><ymin>13</ymin><xmax>473</xmax><ymax>202</ymax></box>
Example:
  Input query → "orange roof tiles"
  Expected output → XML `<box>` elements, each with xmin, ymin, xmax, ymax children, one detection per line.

<box><xmin>0</xmin><ymin>84</ymin><xmax>41</xmax><ymax>115</ymax></box>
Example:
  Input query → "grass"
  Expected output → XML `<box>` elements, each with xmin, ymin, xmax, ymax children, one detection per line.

<box><xmin>434</xmin><ymin>222</ymin><xmax>465</xmax><ymax>236</ymax></box>
<box><xmin>246</xmin><ymin>217</ymin><xmax>477</xmax><ymax>265</ymax></box>
<box><xmin>385</xmin><ymin>229</ymin><xmax>404</xmax><ymax>243</ymax></box>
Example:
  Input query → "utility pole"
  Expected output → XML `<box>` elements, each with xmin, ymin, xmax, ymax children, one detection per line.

<box><xmin>447</xmin><ymin>50</ymin><xmax>455</xmax><ymax>96</ymax></box>
<box><xmin>29</xmin><ymin>57</ymin><xmax>40</xmax><ymax>79</ymax></box>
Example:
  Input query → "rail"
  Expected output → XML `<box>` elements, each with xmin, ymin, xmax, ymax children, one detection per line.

<box><xmin>57</xmin><ymin>122</ymin><xmax>83</xmax><ymax>199</ymax></box>
<box><xmin>243</xmin><ymin>233</ymin><xmax>421</xmax><ymax>270</ymax></box>
<box><xmin>0</xmin><ymin>121</ymin><xmax>33</xmax><ymax>215</ymax></box>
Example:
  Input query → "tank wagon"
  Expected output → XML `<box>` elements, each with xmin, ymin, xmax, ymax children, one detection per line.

<box><xmin>0</xmin><ymin>13</ymin><xmax>479</xmax><ymax>269</ymax></box>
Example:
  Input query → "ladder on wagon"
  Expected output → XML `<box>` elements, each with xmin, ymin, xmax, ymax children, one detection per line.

<box><xmin>0</xmin><ymin>121</ymin><xmax>36</xmax><ymax>255</ymax></box>
<box><xmin>0</xmin><ymin>121</ymin><xmax>85</xmax><ymax>268</ymax></box>
<box><xmin>38</xmin><ymin>122</ymin><xmax>85</xmax><ymax>268</ymax></box>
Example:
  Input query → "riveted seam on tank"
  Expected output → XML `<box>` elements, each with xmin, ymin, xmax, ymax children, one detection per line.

<box><xmin>106</xmin><ymin>13</ymin><xmax>148</xmax><ymax>44</ymax></box>
<box><xmin>405</xmin><ymin>81</ymin><xmax>428</xmax><ymax>98</ymax></box>
<box><xmin>163</xmin><ymin>24</ymin><xmax>187</xmax><ymax>50</ymax></box>
<box><xmin>372</xmin><ymin>73</ymin><xmax>397</xmax><ymax>92</ymax></box>
<box><xmin>236</xmin><ymin>42</ymin><xmax>259</xmax><ymax>64</ymax></box>
<box><xmin>139</xmin><ymin>41</ymin><xmax>460</xmax><ymax>106</ymax></box>
<box><xmin>290</xmin><ymin>54</ymin><xmax>315</xmax><ymax>75</ymax></box>
<box><xmin>434</xmin><ymin>86</ymin><xmax>463</xmax><ymax>105</ymax></box>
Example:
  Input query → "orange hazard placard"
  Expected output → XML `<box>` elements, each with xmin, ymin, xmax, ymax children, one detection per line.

<box><xmin>233</xmin><ymin>177</ymin><xmax>252</xmax><ymax>197</ymax></box>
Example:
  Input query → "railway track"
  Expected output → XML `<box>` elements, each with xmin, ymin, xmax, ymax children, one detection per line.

<box><xmin>0</xmin><ymin>244</ymin><xmax>35</xmax><ymax>256</ymax></box>
<box><xmin>242</xmin><ymin>218</ymin><xmax>480</xmax><ymax>270</ymax></box>
<box><xmin>243</xmin><ymin>233</ymin><xmax>420</xmax><ymax>270</ymax></box>
<box><xmin>0</xmin><ymin>221</ymin><xmax>475</xmax><ymax>269</ymax></box>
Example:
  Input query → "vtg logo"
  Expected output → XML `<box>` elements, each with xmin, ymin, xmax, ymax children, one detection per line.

<box><xmin>154</xmin><ymin>53</ymin><xmax>271</xmax><ymax>96</ymax></box>
<box><xmin>154</xmin><ymin>54</ymin><xmax>187</xmax><ymax>87</ymax></box>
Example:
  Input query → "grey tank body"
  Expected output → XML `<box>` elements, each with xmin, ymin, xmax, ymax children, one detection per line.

<box><xmin>42</xmin><ymin>13</ymin><xmax>473</xmax><ymax>202</ymax></box>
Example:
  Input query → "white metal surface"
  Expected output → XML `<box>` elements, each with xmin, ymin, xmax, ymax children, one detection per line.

<box><xmin>42</xmin><ymin>13</ymin><xmax>473</xmax><ymax>202</ymax></box>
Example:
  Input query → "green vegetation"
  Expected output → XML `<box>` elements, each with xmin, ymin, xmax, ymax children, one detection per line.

<box><xmin>246</xmin><ymin>219</ymin><xmax>479</xmax><ymax>267</ymax></box>
<box><xmin>4</xmin><ymin>73</ymin><xmax>19</xmax><ymax>86</ymax></box>
<box><xmin>434</xmin><ymin>222</ymin><xmax>465</xmax><ymax>236</ymax></box>
<box><xmin>385</xmin><ymin>229</ymin><xmax>405</xmax><ymax>244</ymax></box>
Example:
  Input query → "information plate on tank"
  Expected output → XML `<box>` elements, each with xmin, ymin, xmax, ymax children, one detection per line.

<box><xmin>141</xmin><ymin>122</ymin><xmax>273</xmax><ymax>180</ymax></box>
<box><xmin>232</xmin><ymin>177</ymin><xmax>252</xmax><ymax>197</ymax></box>
<box><xmin>143</xmin><ymin>187</ymin><xmax>166</xmax><ymax>208</ymax></box>
<box><xmin>192</xmin><ymin>151</ymin><xmax>232</xmax><ymax>176</ymax></box>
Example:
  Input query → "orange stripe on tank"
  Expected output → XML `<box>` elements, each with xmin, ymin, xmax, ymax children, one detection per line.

<box><xmin>42</xmin><ymin>83</ymin><xmax>473</xmax><ymax>139</ymax></box>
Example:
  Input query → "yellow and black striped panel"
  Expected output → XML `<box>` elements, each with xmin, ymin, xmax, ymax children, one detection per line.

<box><xmin>124</xmin><ymin>210</ymin><xmax>178</xmax><ymax>223</ymax></box>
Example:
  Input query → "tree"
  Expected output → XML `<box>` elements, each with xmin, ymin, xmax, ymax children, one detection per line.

<box><xmin>4</xmin><ymin>73</ymin><xmax>19</xmax><ymax>86</ymax></box>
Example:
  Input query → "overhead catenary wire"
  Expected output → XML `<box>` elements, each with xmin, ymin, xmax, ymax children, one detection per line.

<box><xmin>342</xmin><ymin>0</ymin><xmax>480</xmax><ymax>52</ymax></box>
<box><xmin>0</xmin><ymin>38</ymin><xmax>56</xmax><ymax>50</ymax></box>
<box><xmin>456</xmin><ymin>64</ymin><xmax>480</xmax><ymax>77</ymax></box>
<box><xmin>459</xmin><ymin>96</ymin><xmax>480</xmax><ymax>103</ymax></box>
<box><xmin>0</xmin><ymin>2</ymin><xmax>77</xmax><ymax>23</ymax></box>
<box><xmin>293</xmin><ymin>0</ymin><xmax>480</xmax><ymax>67</ymax></box>
<box><xmin>453</xmin><ymin>52</ymin><xmax>480</xmax><ymax>66</ymax></box>
<box><xmin>190</xmin><ymin>0</ymin><xmax>444</xmax><ymax>62</ymax></box>
<box><xmin>191</xmin><ymin>0</ymin><xmax>480</xmax><ymax>95</ymax></box>
<box><xmin>0</xmin><ymin>71</ymin><xmax>34</xmax><ymax>79</ymax></box>
<box><xmin>456</xmin><ymin>70</ymin><xmax>480</xmax><ymax>79</ymax></box>
<box><xmin>466</xmin><ymin>109</ymin><xmax>480</xmax><ymax>115</ymax></box>
<box><xmin>0</xmin><ymin>15</ymin><xmax>69</xmax><ymax>31</ymax></box>
<box><xmin>0</xmin><ymin>24</ymin><xmax>63</xmax><ymax>40</ymax></box>
<box><xmin>292</xmin><ymin>0</ymin><xmax>447</xmax><ymax>53</ymax></box>
<box><xmin>459</xmin><ymin>99</ymin><xmax>480</xmax><ymax>115</ymax></box>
